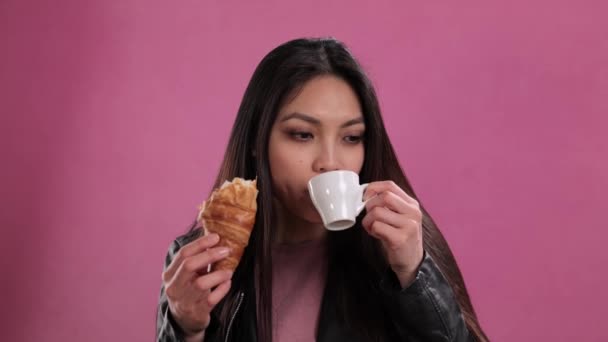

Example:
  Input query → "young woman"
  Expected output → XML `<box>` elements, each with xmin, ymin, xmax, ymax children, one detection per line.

<box><xmin>156</xmin><ymin>37</ymin><xmax>488</xmax><ymax>342</ymax></box>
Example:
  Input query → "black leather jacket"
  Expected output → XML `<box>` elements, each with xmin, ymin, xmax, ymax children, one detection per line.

<box><xmin>157</xmin><ymin>230</ymin><xmax>473</xmax><ymax>342</ymax></box>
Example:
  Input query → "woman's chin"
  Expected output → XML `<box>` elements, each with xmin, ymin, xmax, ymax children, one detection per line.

<box><xmin>294</xmin><ymin>207</ymin><xmax>324</xmax><ymax>225</ymax></box>
<box><xmin>306</xmin><ymin>215</ymin><xmax>324</xmax><ymax>225</ymax></box>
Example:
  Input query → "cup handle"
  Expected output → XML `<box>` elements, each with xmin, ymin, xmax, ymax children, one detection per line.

<box><xmin>356</xmin><ymin>183</ymin><xmax>370</xmax><ymax>215</ymax></box>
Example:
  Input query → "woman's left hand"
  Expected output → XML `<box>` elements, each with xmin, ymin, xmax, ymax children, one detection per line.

<box><xmin>361</xmin><ymin>181</ymin><xmax>424</xmax><ymax>288</ymax></box>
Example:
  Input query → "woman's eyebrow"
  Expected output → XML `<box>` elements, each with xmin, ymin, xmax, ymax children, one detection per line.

<box><xmin>340</xmin><ymin>117</ymin><xmax>364</xmax><ymax>128</ymax></box>
<box><xmin>280</xmin><ymin>112</ymin><xmax>364</xmax><ymax>128</ymax></box>
<box><xmin>280</xmin><ymin>112</ymin><xmax>321</xmax><ymax>125</ymax></box>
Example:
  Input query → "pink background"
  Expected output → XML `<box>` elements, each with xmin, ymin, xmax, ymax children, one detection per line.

<box><xmin>1</xmin><ymin>1</ymin><xmax>606</xmax><ymax>341</ymax></box>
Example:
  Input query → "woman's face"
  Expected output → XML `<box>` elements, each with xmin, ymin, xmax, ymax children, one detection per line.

<box><xmin>268</xmin><ymin>75</ymin><xmax>366</xmax><ymax>224</ymax></box>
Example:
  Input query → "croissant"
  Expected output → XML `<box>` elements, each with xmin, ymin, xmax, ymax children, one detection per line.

<box><xmin>197</xmin><ymin>177</ymin><xmax>258</xmax><ymax>272</ymax></box>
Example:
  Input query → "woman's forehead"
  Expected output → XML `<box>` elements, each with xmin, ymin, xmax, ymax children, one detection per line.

<box><xmin>277</xmin><ymin>76</ymin><xmax>363</xmax><ymax>124</ymax></box>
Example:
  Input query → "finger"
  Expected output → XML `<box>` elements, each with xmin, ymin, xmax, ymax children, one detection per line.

<box><xmin>194</xmin><ymin>270</ymin><xmax>233</xmax><ymax>292</ymax></box>
<box><xmin>163</xmin><ymin>234</ymin><xmax>220</xmax><ymax>282</ymax></box>
<box><xmin>365</xmin><ymin>220</ymin><xmax>404</xmax><ymax>249</ymax></box>
<box><xmin>207</xmin><ymin>280</ymin><xmax>232</xmax><ymax>307</ymax></box>
<box><xmin>365</xmin><ymin>191</ymin><xmax>414</xmax><ymax>216</ymax></box>
<box><xmin>364</xmin><ymin>181</ymin><xmax>418</xmax><ymax>206</ymax></box>
<box><xmin>362</xmin><ymin>206</ymin><xmax>403</xmax><ymax>230</ymax></box>
<box><xmin>172</xmin><ymin>247</ymin><xmax>231</xmax><ymax>287</ymax></box>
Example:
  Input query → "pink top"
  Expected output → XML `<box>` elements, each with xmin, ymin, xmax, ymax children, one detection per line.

<box><xmin>271</xmin><ymin>238</ymin><xmax>328</xmax><ymax>342</ymax></box>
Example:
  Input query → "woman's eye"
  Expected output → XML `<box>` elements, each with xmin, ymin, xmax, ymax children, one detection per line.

<box><xmin>289</xmin><ymin>131</ymin><xmax>314</xmax><ymax>141</ymax></box>
<box><xmin>344</xmin><ymin>135</ymin><xmax>363</xmax><ymax>144</ymax></box>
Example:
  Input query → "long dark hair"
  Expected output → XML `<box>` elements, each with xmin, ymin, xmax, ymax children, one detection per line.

<box><xmin>202</xmin><ymin>37</ymin><xmax>487</xmax><ymax>341</ymax></box>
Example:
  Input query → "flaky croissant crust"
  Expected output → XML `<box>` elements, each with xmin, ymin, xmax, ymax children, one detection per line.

<box><xmin>198</xmin><ymin>178</ymin><xmax>258</xmax><ymax>272</ymax></box>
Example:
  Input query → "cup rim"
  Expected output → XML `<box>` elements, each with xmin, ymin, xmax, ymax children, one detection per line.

<box><xmin>308</xmin><ymin>170</ymin><xmax>359</xmax><ymax>183</ymax></box>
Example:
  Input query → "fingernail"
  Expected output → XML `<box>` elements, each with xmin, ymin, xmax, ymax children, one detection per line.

<box><xmin>207</xmin><ymin>233</ymin><xmax>219</xmax><ymax>241</ymax></box>
<box><xmin>217</xmin><ymin>247</ymin><xmax>230</xmax><ymax>256</ymax></box>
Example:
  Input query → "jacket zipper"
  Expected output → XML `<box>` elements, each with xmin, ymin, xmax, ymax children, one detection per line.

<box><xmin>224</xmin><ymin>292</ymin><xmax>245</xmax><ymax>342</ymax></box>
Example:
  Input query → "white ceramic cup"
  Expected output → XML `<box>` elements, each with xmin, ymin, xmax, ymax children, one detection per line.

<box><xmin>307</xmin><ymin>170</ymin><xmax>369</xmax><ymax>231</ymax></box>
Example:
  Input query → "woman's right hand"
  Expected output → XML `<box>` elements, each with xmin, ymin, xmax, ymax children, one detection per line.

<box><xmin>162</xmin><ymin>233</ymin><xmax>233</xmax><ymax>337</ymax></box>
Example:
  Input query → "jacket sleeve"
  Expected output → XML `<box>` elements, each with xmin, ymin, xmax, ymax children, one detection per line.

<box><xmin>156</xmin><ymin>239</ymin><xmax>188</xmax><ymax>342</ymax></box>
<box><xmin>379</xmin><ymin>252</ymin><xmax>473</xmax><ymax>342</ymax></box>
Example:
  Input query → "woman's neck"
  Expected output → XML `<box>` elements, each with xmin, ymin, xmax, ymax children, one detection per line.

<box><xmin>272</xmin><ymin>197</ymin><xmax>326</xmax><ymax>244</ymax></box>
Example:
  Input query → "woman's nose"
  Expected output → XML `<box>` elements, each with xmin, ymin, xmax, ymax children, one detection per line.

<box><xmin>312</xmin><ymin>144</ymin><xmax>341</xmax><ymax>173</ymax></box>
